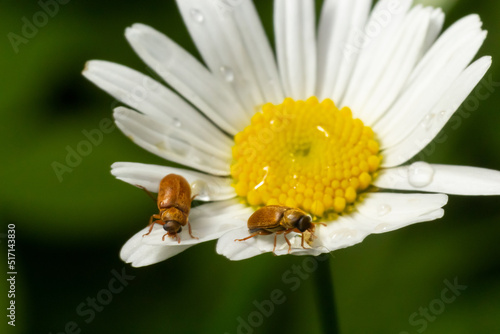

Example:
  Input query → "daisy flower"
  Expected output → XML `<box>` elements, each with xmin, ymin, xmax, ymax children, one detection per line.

<box><xmin>83</xmin><ymin>0</ymin><xmax>500</xmax><ymax>267</ymax></box>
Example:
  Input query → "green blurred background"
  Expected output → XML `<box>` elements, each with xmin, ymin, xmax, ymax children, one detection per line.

<box><xmin>1</xmin><ymin>0</ymin><xmax>499</xmax><ymax>333</ymax></box>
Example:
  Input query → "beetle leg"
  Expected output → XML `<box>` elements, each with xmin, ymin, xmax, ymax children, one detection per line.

<box><xmin>136</xmin><ymin>185</ymin><xmax>157</xmax><ymax>203</ymax></box>
<box><xmin>187</xmin><ymin>220</ymin><xmax>198</xmax><ymax>240</ymax></box>
<box><xmin>272</xmin><ymin>230</ymin><xmax>293</xmax><ymax>254</ymax></box>
<box><xmin>235</xmin><ymin>232</ymin><xmax>260</xmax><ymax>242</ymax></box>
<box><xmin>160</xmin><ymin>232</ymin><xmax>181</xmax><ymax>243</ymax></box>
<box><xmin>143</xmin><ymin>214</ymin><xmax>162</xmax><ymax>237</ymax></box>
<box><xmin>235</xmin><ymin>230</ymin><xmax>272</xmax><ymax>242</ymax></box>
<box><xmin>282</xmin><ymin>231</ymin><xmax>293</xmax><ymax>254</ymax></box>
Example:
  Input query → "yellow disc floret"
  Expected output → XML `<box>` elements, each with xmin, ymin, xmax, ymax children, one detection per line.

<box><xmin>231</xmin><ymin>97</ymin><xmax>381</xmax><ymax>218</ymax></box>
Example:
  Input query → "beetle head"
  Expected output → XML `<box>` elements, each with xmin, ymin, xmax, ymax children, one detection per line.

<box><xmin>163</xmin><ymin>221</ymin><xmax>182</xmax><ymax>234</ymax></box>
<box><xmin>296</xmin><ymin>215</ymin><xmax>313</xmax><ymax>232</ymax></box>
<box><xmin>283</xmin><ymin>208</ymin><xmax>312</xmax><ymax>231</ymax></box>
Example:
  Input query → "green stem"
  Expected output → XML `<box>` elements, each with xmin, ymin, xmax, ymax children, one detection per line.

<box><xmin>313</xmin><ymin>257</ymin><xmax>339</xmax><ymax>334</ymax></box>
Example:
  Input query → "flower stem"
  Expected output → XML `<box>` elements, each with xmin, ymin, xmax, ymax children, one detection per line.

<box><xmin>313</xmin><ymin>256</ymin><xmax>339</xmax><ymax>334</ymax></box>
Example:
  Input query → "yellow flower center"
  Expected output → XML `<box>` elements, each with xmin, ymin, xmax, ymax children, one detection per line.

<box><xmin>230</xmin><ymin>97</ymin><xmax>381</xmax><ymax>218</ymax></box>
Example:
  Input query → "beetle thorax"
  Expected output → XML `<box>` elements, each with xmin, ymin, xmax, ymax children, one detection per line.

<box><xmin>160</xmin><ymin>207</ymin><xmax>187</xmax><ymax>226</ymax></box>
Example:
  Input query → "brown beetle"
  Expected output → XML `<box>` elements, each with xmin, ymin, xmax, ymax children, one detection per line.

<box><xmin>235</xmin><ymin>205</ymin><xmax>316</xmax><ymax>254</ymax></box>
<box><xmin>141</xmin><ymin>174</ymin><xmax>197</xmax><ymax>243</ymax></box>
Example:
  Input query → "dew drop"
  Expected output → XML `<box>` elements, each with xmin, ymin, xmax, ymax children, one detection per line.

<box><xmin>377</xmin><ymin>204</ymin><xmax>391</xmax><ymax>217</ymax></box>
<box><xmin>375</xmin><ymin>223</ymin><xmax>391</xmax><ymax>232</ymax></box>
<box><xmin>173</xmin><ymin>118</ymin><xmax>181</xmax><ymax>128</ymax></box>
<box><xmin>220</xmin><ymin>66</ymin><xmax>235</xmax><ymax>82</ymax></box>
<box><xmin>420</xmin><ymin>114</ymin><xmax>434</xmax><ymax>130</ymax></box>
<box><xmin>408</xmin><ymin>162</ymin><xmax>434</xmax><ymax>188</ymax></box>
<box><xmin>330</xmin><ymin>228</ymin><xmax>357</xmax><ymax>240</ymax></box>
<box><xmin>191</xmin><ymin>180</ymin><xmax>210</xmax><ymax>200</ymax></box>
<box><xmin>155</xmin><ymin>141</ymin><xmax>168</xmax><ymax>152</ymax></box>
<box><xmin>190</xmin><ymin>9</ymin><xmax>204</xmax><ymax>23</ymax></box>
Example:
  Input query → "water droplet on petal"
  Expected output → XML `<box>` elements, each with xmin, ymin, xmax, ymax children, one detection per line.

<box><xmin>421</xmin><ymin>114</ymin><xmax>434</xmax><ymax>130</ymax></box>
<box><xmin>155</xmin><ymin>141</ymin><xmax>168</xmax><ymax>152</ymax></box>
<box><xmin>191</xmin><ymin>180</ymin><xmax>210</xmax><ymax>200</ymax></box>
<box><xmin>173</xmin><ymin>118</ymin><xmax>181</xmax><ymax>128</ymax></box>
<box><xmin>190</xmin><ymin>9</ymin><xmax>204</xmax><ymax>23</ymax></box>
<box><xmin>375</xmin><ymin>223</ymin><xmax>391</xmax><ymax>232</ymax></box>
<box><xmin>408</xmin><ymin>162</ymin><xmax>434</xmax><ymax>188</ymax></box>
<box><xmin>220</xmin><ymin>66</ymin><xmax>235</xmax><ymax>82</ymax></box>
<box><xmin>377</xmin><ymin>204</ymin><xmax>391</xmax><ymax>217</ymax></box>
<box><xmin>330</xmin><ymin>228</ymin><xmax>357</xmax><ymax>240</ymax></box>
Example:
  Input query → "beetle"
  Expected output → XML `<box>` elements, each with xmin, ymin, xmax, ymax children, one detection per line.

<box><xmin>235</xmin><ymin>205</ymin><xmax>316</xmax><ymax>254</ymax></box>
<box><xmin>140</xmin><ymin>174</ymin><xmax>197</xmax><ymax>243</ymax></box>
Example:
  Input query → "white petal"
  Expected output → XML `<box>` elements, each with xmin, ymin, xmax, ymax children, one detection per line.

<box><xmin>341</xmin><ymin>0</ymin><xmax>412</xmax><ymax>114</ymax></box>
<box><xmin>82</xmin><ymin>60</ymin><xmax>232</xmax><ymax>147</ymax></box>
<box><xmin>382</xmin><ymin>56</ymin><xmax>492</xmax><ymax>167</ymax></box>
<box><xmin>274</xmin><ymin>0</ymin><xmax>316</xmax><ymax>99</ymax></box>
<box><xmin>111</xmin><ymin>162</ymin><xmax>236</xmax><ymax>201</ymax></box>
<box><xmin>320</xmin><ymin>208</ymin><xmax>444</xmax><ymax>251</ymax></box>
<box><xmin>359</xmin><ymin>6</ymin><xmax>433</xmax><ymax>125</ymax></box>
<box><xmin>374</xmin><ymin>15</ymin><xmax>487</xmax><ymax>146</ymax></box>
<box><xmin>228</xmin><ymin>1</ymin><xmax>285</xmax><ymax>104</ymax></box>
<box><xmin>420</xmin><ymin>8</ymin><xmax>445</xmax><ymax>57</ymax></box>
<box><xmin>316</xmin><ymin>0</ymin><xmax>372</xmax><ymax>101</ymax></box>
<box><xmin>356</xmin><ymin>192</ymin><xmax>448</xmax><ymax>223</ymax></box>
<box><xmin>142</xmin><ymin>199</ymin><xmax>253</xmax><ymax>245</ymax></box>
<box><xmin>116</xmin><ymin>105</ymin><xmax>230</xmax><ymax>161</ymax></box>
<box><xmin>216</xmin><ymin>226</ymin><xmax>265</xmax><ymax>261</ymax></box>
<box><xmin>125</xmin><ymin>23</ymin><xmax>249</xmax><ymax>134</ymax></box>
<box><xmin>406</xmin><ymin>15</ymin><xmax>482</xmax><ymax>88</ymax></box>
<box><xmin>375</xmin><ymin>163</ymin><xmax>500</xmax><ymax>195</ymax></box>
<box><xmin>114</xmin><ymin>107</ymin><xmax>231</xmax><ymax>176</ymax></box>
<box><xmin>120</xmin><ymin>227</ymin><xmax>192</xmax><ymax>267</ymax></box>
<box><xmin>176</xmin><ymin>0</ymin><xmax>283</xmax><ymax>112</ymax></box>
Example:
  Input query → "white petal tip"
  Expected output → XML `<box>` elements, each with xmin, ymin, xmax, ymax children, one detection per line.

<box><xmin>120</xmin><ymin>228</ymin><xmax>192</xmax><ymax>267</ymax></box>
<box><xmin>82</xmin><ymin>61</ymin><xmax>90</xmax><ymax>74</ymax></box>
<box><xmin>125</xmin><ymin>25</ymin><xmax>140</xmax><ymax>39</ymax></box>
<box><xmin>112</xmin><ymin>106</ymin><xmax>128</xmax><ymax>116</ymax></box>
<box><xmin>437</xmin><ymin>194</ymin><xmax>449</xmax><ymax>206</ymax></box>
<box><xmin>481</xmin><ymin>55</ymin><xmax>493</xmax><ymax>64</ymax></box>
